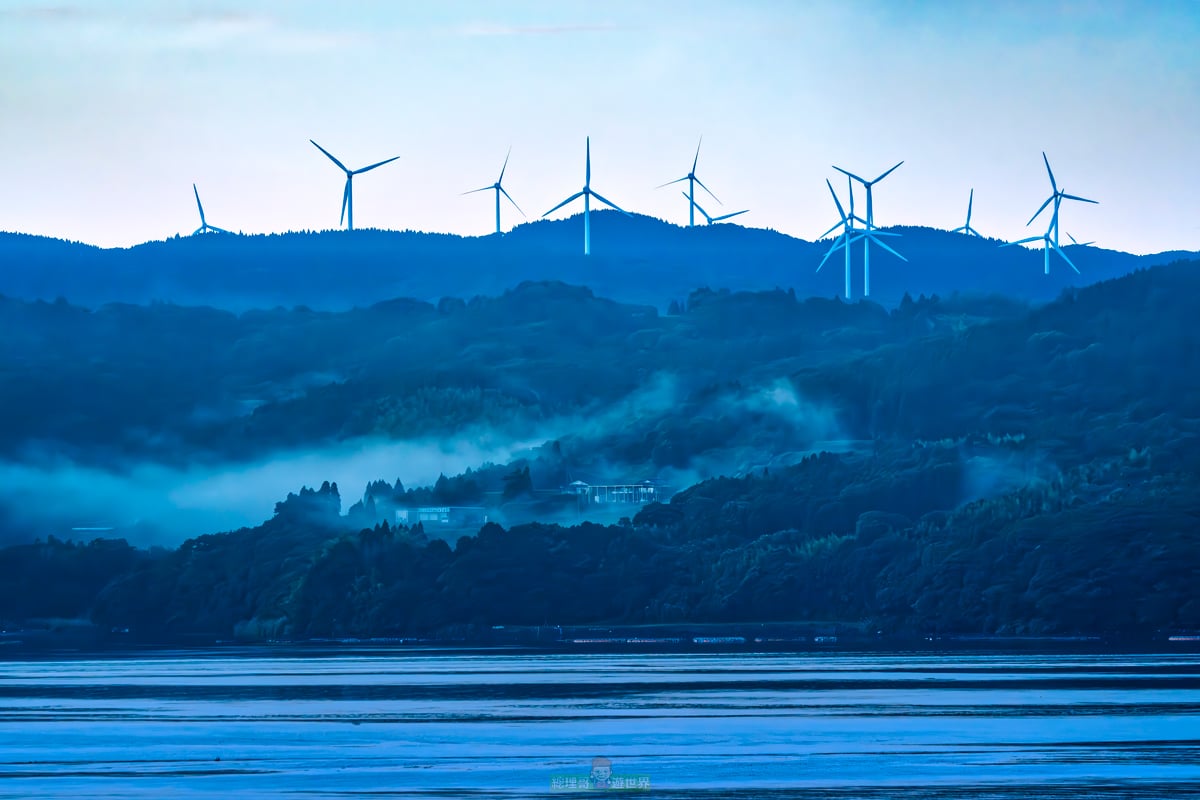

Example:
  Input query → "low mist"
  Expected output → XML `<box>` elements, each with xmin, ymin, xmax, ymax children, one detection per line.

<box><xmin>0</xmin><ymin>433</ymin><xmax>545</xmax><ymax>547</ymax></box>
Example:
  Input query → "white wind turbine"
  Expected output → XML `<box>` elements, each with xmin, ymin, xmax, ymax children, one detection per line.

<box><xmin>816</xmin><ymin>178</ymin><xmax>863</xmax><ymax>300</ymax></box>
<box><xmin>681</xmin><ymin>193</ymin><xmax>748</xmax><ymax>225</ymax></box>
<box><xmin>191</xmin><ymin>184</ymin><xmax>229</xmax><ymax>235</ymax></box>
<box><xmin>1002</xmin><ymin>152</ymin><xmax>1097</xmax><ymax>274</ymax></box>
<box><xmin>462</xmin><ymin>147</ymin><xmax>525</xmax><ymax>235</ymax></box>
<box><xmin>310</xmin><ymin>140</ymin><xmax>400</xmax><ymax>231</ymax></box>
<box><xmin>542</xmin><ymin>137</ymin><xmax>632</xmax><ymax>255</ymax></box>
<box><xmin>832</xmin><ymin>161</ymin><xmax>906</xmax><ymax>297</ymax></box>
<box><xmin>952</xmin><ymin>189</ymin><xmax>983</xmax><ymax>237</ymax></box>
<box><xmin>657</xmin><ymin>137</ymin><xmax>721</xmax><ymax>227</ymax></box>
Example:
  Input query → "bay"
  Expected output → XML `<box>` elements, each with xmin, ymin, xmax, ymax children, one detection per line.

<box><xmin>0</xmin><ymin>650</ymin><xmax>1197</xmax><ymax>798</ymax></box>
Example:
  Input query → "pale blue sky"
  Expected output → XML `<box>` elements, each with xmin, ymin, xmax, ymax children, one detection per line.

<box><xmin>1</xmin><ymin>0</ymin><xmax>1197</xmax><ymax>253</ymax></box>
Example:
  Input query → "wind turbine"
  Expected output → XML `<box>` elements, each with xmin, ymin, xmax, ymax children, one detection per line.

<box><xmin>681</xmin><ymin>193</ymin><xmax>748</xmax><ymax>225</ymax></box>
<box><xmin>463</xmin><ymin>147</ymin><xmax>525</xmax><ymax>235</ymax></box>
<box><xmin>1001</xmin><ymin>222</ymin><xmax>1076</xmax><ymax>274</ymax></box>
<box><xmin>657</xmin><ymin>137</ymin><xmax>720</xmax><ymax>227</ymax></box>
<box><xmin>191</xmin><ymin>184</ymin><xmax>229</xmax><ymax>235</ymax></box>
<box><xmin>1066</xmin><ymin>232</ymin><xmax>1094</xmax><ymax>247</ymax></box>
<box><xmin>816</xmin><ymin>179</ymin><xmax>863</xmax><ymax>300</ymax></box>
<box><xmin>542</xmin><ymin>137</ymin><xmax>631</xmax><ymax>255</ymax></box>
<box><xmin>831</xmin><ymin>161</ymin><xmax>907</xmax><ymax>297</ymax></box>
<box><xmin>952</xmin><ymin>189</ymin><xmax>983</xmax><ymax>237</ymax></box>
<box><xmin>1003</xmin><ymin>152</ymin><xmax>1097</xmax><ymax>274</ymax></box>
<box><xmin>309</xmin><ymin>139</ymin><xmax>399</xmax><ymax>231</ymax></box>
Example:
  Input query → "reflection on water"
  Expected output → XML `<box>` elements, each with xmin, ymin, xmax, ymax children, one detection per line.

<box><xmin>1</xmin><ymin>651</ymin><xmax>1198</xmax><ymax>798</ymax></box>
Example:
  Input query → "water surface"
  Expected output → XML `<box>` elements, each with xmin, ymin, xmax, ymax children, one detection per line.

<box><xmin>1</xmin><ymin>650</ymin><xmax>1197</xmax><ymax>797</ymax></box>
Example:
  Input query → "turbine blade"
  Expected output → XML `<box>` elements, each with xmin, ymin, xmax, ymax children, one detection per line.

<box><xmin>832</xmin><ymin>165</ymin><xmax>868</xmax><ymax>185</ymax></box>
<box><xmin>1003</xmin><ymin>234</ymin><xmax>1047</xmax><ymax>247</ymax></box>
<box><xmin>692</xmin><ymin>136</ymin><xmax>702</xmax><ymax>173</ymax></box>
<box><xmin>826</xmin><ymin>179</ymin><xmax>847</xmax><ymax>221</ymax></box>
<box><xmin>542</xmin><ymin>191</ymin><xmax>584</xmax><ymax>217</ymax></box>
<box><xmin>871</xmin><ymin>160</ymin><xmax>904</xmax><ymax>184</ymax></box>
<box><xmin>868</xmin><ymin>233</ymin><xmax>907</xmax><ymax>261</ymax></box>
<box><xmin>340</xmin><ymin>181</ymin><xmax>349</xmax><ymax>226</ymax></box>
<box><xmin>655</xmin><ymin>176</ymin><xmax>689</xmax><ymax>189</ymax></box>
<box><xmin>682</xmin><ymin>191</ymin><xmax>711</xmax><ymax>222</ymax></box>
<box><xmin>1042</xmin><ymin>152</ymin><xmax>1057</xmax><ymax>192</ymax></box>
<box><xmin>209</xmin><ymin>225</ymin><xmax>230</xmax><ymax>234</ymax></box>
<box><xmin>499</xmin><ymin>186</ymin><xmax>525</xmax><ymax>217</ymax></box>
<box><xmin>1060</xmin><ymin>193</ymin><xmax>1098</xmax><ymax>204</ymax></box>
<box><xmin>1026</xmin><ymin>195</ymin><xmax>1054</xmax><ymax>226</ymax></box>
<box><xmin>713</xmin><ymin>209</ymin><xmax>749</xmax><ymax>222</ymax></box>
<box><xmin>1067</xmin><ymin>232</ymin><xmax>1079</xmax><ymax>245</ymax></box>
<box><xmin>1051</xmin><ymin>240</ymin><xmax>1080</xmax><ymax>273</ymax></box>
<box><xmin>966</xmin><ymin>188</ymin><xmax>974</xmax><ymax>223</ymax></box>
<box><xmin>585</xmin><ymin>137</ymin><xmax>591</xmax><ymax>186</ymax></box>
<box><xmin>310</xmin><ymin>139</ymin><xmax>349</xmax><ymax>173</ymax></box>
<box><xmin>193</xmin><ymin>226</ymin><xmax>204</xmax><ymax>236</ymax></box>
<box><xmin>193</xmin><ymin>184</ymin><xmax>206</xmax><ymax>225</ymax></box>
<box><xmin>694</xmin><ymin>177</ymin><xmax>720</xmax><ymax>205</ymax></box>
<box><xmin>461</xmin><ymin>185</ymin><xmax>493</xmax><ymax>195</ymax></box>
<box><xmin>817</xmin><ymin>235</ymin><xmax>848</xmax><ymax>272</ymax></box>
<box><xmin>588</xmin><ymin>190</ymin><xmax>631</xmax><ymax>216</ymax></box>
<box><xmin>498</xmin><ymin>146</ymin><xmax>511</xmax><ymax>184</ymax></box>
<box><xmin>354</xmin><ymin>155</ymin><xmax>400</xmax><ymax>174</ymax></box>
<box><xmin>817</xmin><ymin>220</ymin><xmax>843</xmax><ymax>239</ymax></box>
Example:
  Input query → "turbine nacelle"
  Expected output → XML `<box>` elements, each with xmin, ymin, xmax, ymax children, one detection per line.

<box><xmin>682</xmin><ymin>192</ymin><xmax>747</xmax><ymax>224</ymax></box>
<box><xmin>1001</xmin><ymin>231</ymin><xmax>1079</xmax><ymax>275</ymax></box>
<box><xmin>310</xmin><ymin>139</ymin><xmax>399</xmax><ymax>231</ymax></box>
<box><xmin>656</xmin><ymin>136</ymin><xmax>723</xmax><ymax>226</ymax></box>
<box><xmin>1020</xmin><ymin>152</ymin><xmax>1098</xmax><ymax>258</ymax></box>
<box><xmin>191</xmin><ymin>184</ymin><xmax>229</xmax><ymax>235</ymax></box>
<box><xmin>463</xmin><ymin>147</ymin><xmax>525</xmax><ymax>235</ymax></box>
<box><xmin>953</xmin><ymin>188</ymin><xmax>983</xmax><ymax>237</ymax></box>
<box><xmin>824</xmin><ymin>162</ymin><xmax>905</xmax><ymax>298</ymax></box>
<box><xmin>543</xmin><ymin>137</ymin><xmax>630</xmax><ymax>255</ymax></box>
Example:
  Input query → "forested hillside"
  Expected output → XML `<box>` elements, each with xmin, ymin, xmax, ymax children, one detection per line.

<box><xmin>2</xmin><ymin>260</ymin><xmax>1197</xmax><ymax>642</ymax></box>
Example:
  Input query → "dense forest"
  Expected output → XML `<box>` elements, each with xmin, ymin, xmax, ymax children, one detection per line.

<box><xmin>1</xmin><ymin>259</ymin><xmax>1197</xmax><ymax>643</ymax></box>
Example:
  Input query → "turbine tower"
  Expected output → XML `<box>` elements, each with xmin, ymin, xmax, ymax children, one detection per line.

<box><xmin>681</xmin><ymin>193</ymin><xmax>748</xmax><ymax>225</ymax></box>
<box><xmin>542</xmin><ymin>137</ymin><xmax>631</xmax><ymax>255</ymax></box>
<box><xmin>463</xmin><ymin>147</ymin><xmax>525</xmax><ymax>235</ymax></box>
<box><xmin>1003</xmin><ymin>152</ymin><xmax>1097</xmax><ymax>274</ymax></box>
<box><xmin>952</xmin><ymin>189</ymin><xmax>983</xmax><ymax>237</ymax></box>
<box><xmin>657</xmin><ymin>137</ymin><xmax>721</xmax><ymax>227</ymax></box>
<box><xmin>831</xmin><ymin>161</ymin><xmax>907</xmax><ymax>297</ymax></box>
<box><xmin>192</xmin><ymin>184</ymin><xmax>229</xmax><ymax>235</ymax></box>
<box><xmin>309</xmin><ymin>140</ymin><xmax>399</xmax><ymax>231</ymax></box>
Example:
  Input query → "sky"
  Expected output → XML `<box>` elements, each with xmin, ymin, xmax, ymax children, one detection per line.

<box><xmin>1</xmin><ymin>0</ymin><xmax>1197</xmax><ymax>254</ymax></box>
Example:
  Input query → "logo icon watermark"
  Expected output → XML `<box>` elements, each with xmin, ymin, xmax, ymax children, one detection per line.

<box><xmin>550</xmin><ymin>756</ymin><xmax>651</xmax><ymax>792</ymax></box>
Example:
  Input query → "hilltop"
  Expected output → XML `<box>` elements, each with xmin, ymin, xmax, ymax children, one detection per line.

<box><xmin>2</xmin><ymin>215</ymin><xmax>1194</xmax><ymax>311</ymax></box>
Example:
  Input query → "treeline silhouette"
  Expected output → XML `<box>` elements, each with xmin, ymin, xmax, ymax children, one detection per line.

<box><xmin>2</xmin><ymin>216</ymin><xmax>1195</xmax><ymax>312</ymax></box>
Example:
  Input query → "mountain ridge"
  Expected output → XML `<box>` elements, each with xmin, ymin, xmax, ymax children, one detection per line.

<box><xmin>3</xmin><ymin>215</ymin><xmax>1195</xmax><ymax>311</ymax></box>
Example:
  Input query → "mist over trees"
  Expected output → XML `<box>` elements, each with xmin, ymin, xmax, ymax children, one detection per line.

<box><xmin>1</xmin><ymin>258</ymin><xmax>1198</xmax><ymax>642</ymax></box>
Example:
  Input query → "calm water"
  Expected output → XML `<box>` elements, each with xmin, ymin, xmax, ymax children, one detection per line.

<box><xmin>0</xmin><ymin>649</ymin><xmax>1198</xmax><ymax>798</ymax></box>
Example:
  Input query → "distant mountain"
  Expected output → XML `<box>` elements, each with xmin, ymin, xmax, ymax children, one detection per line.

<box><xmin>2</xmin><ymin>216</ymin><xmax>1194</xmax><ymax>310</ymax></box>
